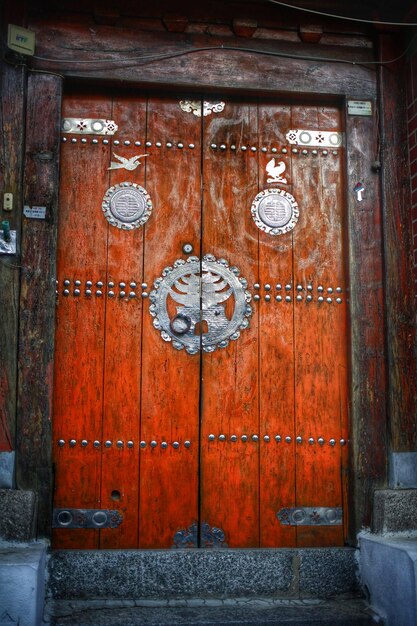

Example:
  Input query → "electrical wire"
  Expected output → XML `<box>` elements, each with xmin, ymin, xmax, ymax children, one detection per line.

<box><xmin>267</xmin><ymin>0</ymin><xmax>417</xmax><ymax>26</ymax></box>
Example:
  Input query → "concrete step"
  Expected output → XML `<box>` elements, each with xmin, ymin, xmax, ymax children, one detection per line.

<box><xmin>44</xmin><ymin>597</ymin><xmax>378</xmax><ymax>626</ymax></box>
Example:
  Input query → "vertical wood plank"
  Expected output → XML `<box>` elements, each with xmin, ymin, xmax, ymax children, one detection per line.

<box><xmin>17</xmin><ymin>72</ymin><xmax>63</xmax><ymax>537</ymax></box>
<box><xmin>200</xmin><ymin>101</ymin><xmax>260</xmax><ymax>547</ymax></box>
<box><xmin>257</xmin><ymin>103</ymin><xmax>296</xmax><ymax>547</ymax></box>
<box><xmin>52</xmin><ymin>93</ymin><xmax>111</xmax><ymax>548</ymax></box>
<box><xmin>139</xmin><ymin>97</ymin><xmax>201</xmax><ymax>548</ymax></box>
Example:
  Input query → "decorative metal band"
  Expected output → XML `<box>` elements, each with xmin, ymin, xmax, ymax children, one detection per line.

<box><xmin>286</xmin><ymin>129</ymin><xmax>343</xmax><ymax>148</ymax></box>
<box><xmin>250</xmin><ymin>281</ymin><xmax>343</xmax><ymax>304</ymax></box>
<box><xmin>61</xmin><ymin>118</ymin><xmax>118</xmax><ymax>135</ymax></box>
<box><xmin>53</xmin><ymin>508</ymin><xmax>123</xmax><ymax>529</ymax></box>
<box><xmin>251</xmin><ymin>189</ymin><xmax>299</xmax><ymax>236</ymax></box>
<box><xmin>149</xmin><ymin>254</ymin><xmax>252</xmax><ymax>354</ymax></box>
<box><xmin>277</xmin><ymin>507</ymin><xmax>343</xmax><ymax>526</ymax></box>
<box><xmin>102</xmin><ymin>182</ymin><xmax>152</xmax><ymax>230</ymax></box>
<box><xmin>173</xmin><ymin>522</ymin><xmax>227</xmax><ymax>548</ymax></box>
<box><xmin>179</xmin><ymin>100</ymin><xmax>225</xmax><ymax>117</ymax></box>
<box><xmin>56</xmin><ymin>439</ymin><xmax>192</xmax><ymax>449</ymax></box>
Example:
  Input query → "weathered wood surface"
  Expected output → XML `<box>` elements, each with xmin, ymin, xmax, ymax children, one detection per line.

<box><xmin>378</xmin><ymin>34</ymin><xmax>417</xmax><ymax>453</ymax></box>
<box><xmin>346</xmin><ymin>103</ymin><xmax>387</xmax><ymax>535</ymax></box>
<box><xmin>17</xmin><ymin>73</ymin><xmax>62</xmax><ymax>536</ymax></box>
<box><xmin>0</xmin><ymin>10</ymin><xmax>26</xmax><ymax>453</ymax></box>
<box><xmin>27</xmin><ymin>21</ymin><xmax>376</xmax><ymax>98</ymax></box>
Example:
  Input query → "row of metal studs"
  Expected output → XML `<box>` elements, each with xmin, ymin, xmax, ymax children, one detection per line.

<box><xmin>253</xmin><ymin>283</ymin><xmax>343</xmax><ymax>303</ymax></box>
<box><xmin>209</xmin><ymin>144</ymin><xmax>339</xmax><ymax>156</ymax></box>
<box><xmin>254</xmin><ymin>284</ymin><xmax>343</xmax><ymax>293</ymax></box>
<box><xmin>57</xmin><ymin>439</ymin><xmax>191</xmax><ymax>449</ymax></box>
<box><xmin>57</xmin><ymin>280</ymin><xmax>149</xmax><ymax>299</ymax></box>
<box><xmin>254</xmin><ymin>294</ymin><xmax>343</xmax><ymax>303</ymax></box>
<box><xmin>208</xmin><ymin>434</ymin><xmax>347</xmax><ymax>446</ymax></box>
<box><xmin>62</xmin><ymin>137</ymin><xmax>196</xmax><ymax>149</ymax></box>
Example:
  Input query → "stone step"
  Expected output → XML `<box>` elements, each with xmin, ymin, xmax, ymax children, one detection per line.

<box><xmin>48</xmin><ymin>548</ymin><xmax>360</xmax><ymax>600</ymax></box>
<box><xmin>44</xmin><ymin>597</ymin><xmax>378</xmax><ymax>626</ymax></box>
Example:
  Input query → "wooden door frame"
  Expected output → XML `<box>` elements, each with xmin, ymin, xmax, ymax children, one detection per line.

<box><xmin>19</xmin><ymin>29</ymin><xmax>411</xmax><ymax>542</ymax></box>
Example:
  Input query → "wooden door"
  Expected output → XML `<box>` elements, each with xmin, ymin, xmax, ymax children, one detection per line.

<box><xmin>53</xmin><ymin>92</ymin><xmax>348</xmax><ymax>549</ymax></box>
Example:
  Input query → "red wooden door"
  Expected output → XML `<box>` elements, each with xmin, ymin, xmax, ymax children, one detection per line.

<box><xmin>53</xmin><ymin>92</ymin><xmax>348</xmax><ymax>549</ymax></box>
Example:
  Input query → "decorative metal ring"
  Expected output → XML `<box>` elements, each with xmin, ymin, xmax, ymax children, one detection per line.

<box><xmin>102</xmin><ymin>182</ymin><xmax>152</xmax><ymax>230</ymax></box>
<box><xmin>251</xmin><ymin>188</ymin><xmax>299</xmax><ymax>236</ymax></box>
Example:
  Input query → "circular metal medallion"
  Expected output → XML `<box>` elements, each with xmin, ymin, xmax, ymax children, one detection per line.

<box><xmin>149</xmin><ymin>254</ymin><xmax>252</xmax><ymax>354</ymax></box>
<box><xmin>102</xmin><ymin>182</ymin><xmax>152</xmax><ymax>230</ymax></box>
<box><xmin>251</xmin><ymin>188</ymin><xmax>299</xmax><ymax>235</ymax></box>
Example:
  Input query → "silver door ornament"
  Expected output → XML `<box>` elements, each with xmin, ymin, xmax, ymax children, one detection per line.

<box><xmin>179</xmin><ymin>100</ymin><xmax>225</xmax><ymax>117</ymax></box>
<box><xmin>266</xmin><ymin>158</ymin><xmax>287</xmax><ymax>183</ymax></box>
<box><xmin>61</xmin><ymin>118</ymin><xmax>118</xmax><ymax>135</ymax></box>
<box><xmin>101</xmin><ymin>182</ymin><xmax>152</xmax><ymax>230</ymax></box>
<box><xmin>286</xmin><ymin>129</ymin><xmax>343</xmax><ymax>148</ymax></box>
<box><xmin>251</xmin><ymin>188</ymin><xmax>299</xmax><ymax>236</ymax></box>
<box><xmin>108</xmin><ymin>152</ymin><xmax>149</xmax><ymax>171</ymax></box>
<box><xmin>149</xmin><ymin>254</ymin><xmax>252</xmax><ymax>354</ymax></box>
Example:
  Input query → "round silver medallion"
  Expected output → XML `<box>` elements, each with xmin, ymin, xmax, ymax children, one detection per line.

<box><xmin>251</xmin><ymin>189</ymin><xmax>299</xmax><ymax>235</ymax></box>
<box><xmin>149</xmin><ymin>254</ymin><xmax>252</xmax><ymax>354</ymax></box>
<box><xmin>102</xmin><ymin>182</ymin><xmax>152</xmax><ymax>230</ymax></box>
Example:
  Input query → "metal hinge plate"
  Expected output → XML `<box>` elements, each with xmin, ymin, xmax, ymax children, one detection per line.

<box><xmin>53</xmin><ymin>508</ymin><xmax>123</xmax><ymax>529</ymax></box>
<box><xmin>277</xmin><ymin>507</ymin><xmax>342</xmax><ymax>526</ymax></box>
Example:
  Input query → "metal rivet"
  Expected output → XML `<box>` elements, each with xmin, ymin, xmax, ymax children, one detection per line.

<box><xmin>292</xmin><ymin>148</ymin><xmax>298</xmax><ymax>154</ymax></box>
<box><xmin>120</xmin><ymin>291</ymin><xmax>126</xmax><ymax>298</ymax></box>
<box><xmin>58</xmin><ymin>439</ymin><xmax>65</xmax><ymax>447</ymax></box>
<box><xmin>129</xmin><ymin>291</ymin><xmax>136</xmax><ymax>298</ymax></box>
<box><xmin>220</xmin><ymin>144</ymin><xmax>226</xmax><ymax>150</ymax></box>
<box><xmin>318</xmin><ymin>437</ymin><xmax>325</xmax><ymax>445</ymax></box>
<box><xmin>141</xmin><ymin>282</ymin><xmax>148</xmax><ymax>289</ymax></box>
<box><xmin>306</xmin><ymin>295</ymin><xmax>313</xmax><ymax>302</ymax></box>
<box><xmin>166</xmin><ymin>142</ymin><xmax>173</xmax><ymax>148</ymax></box>
<box><xmin>281</xmin><ymin>148</ymin><xmax>287</xmax><ymax>154</ymax></box>
<box><xmin>251</xmin><ymin>146</ymin><xmax>257</xmax><ymax>152</ymax></box>
<box><xmin>272</xmin><ymin>147</ymin><xmax>277</xmax><ymax>153</ymax></box>
<box><xmin>336</xmin><ymin>298</ymin><xmax>342</xmax><ymax>304</ymax></box>
<box><xmin>81</xmin><ymin>439</ymin><xmax>88</xmax><ymax>447</ymax></box>
<box><xmin>63</xmin><ymin>289</ymin><xmax>70</xmax><ymax>296</ymax></box>
<box><xmin>340</xmin><ymin>438</ymin><xmax>346</xmax><ymax>446</ymax></box>
<box><xmin>64</xmin><ymin>279</ymin><xmax>70</xmax><ymax>286</ymax></box>
<box><xmin>329</xmin><ymin>438</ymin><xmax>336</xmax><ymax>446</ymax></box>
<box><xmin>184</xmin><ymin>440</ymin><xmax>191</xmax><ymax>448</ymax></box>
<box><xmin>265</xmin><ymin>284</ymin><xmax>271</xmax><ymax>291</ymax></box>
<box><xmin>285</xmin><ymin>296</ymin><xmax>291</xmax><ymax>302</ymax></box>
<box><xmin>230</xmin><ymin>145</ymin><xmax>236</xmax><ymax>151</ymax></box>
<box><xmin>265</xmin><ymin>295</ymin><xmax>271</xmax><ymax>302</ymax></box>
<box><xmin>103</xmin><ymin>139</ymin><xmax>109</xmax><ymax>145</ymax></box>
<box><xmin>252</xmin><ymin>434</ymin><xmax>259</xmax><ymax>442</ymax></box>
<box><xmin>69</xmin><ymin>439</ymin><xmax>76</xmax><ymax>447</ymax></box>
<box><xmin>141</xmin><ymin>292</ymin><xmax>148</xmax><ymax>298</ymax></box>
<box><xmin>276</xmin><ymin>295</ymin><xmax>282</xmax><ymax>302</ymax></box>
<box><xmin>108</xmin><ymin>281</ymin><xmax>115</xmax><ymax>288</ymax></box>
<box><xmin>183</xmin><ymin>243</ymin><xmax>193</xmax><ymax>254</ymax></box>
<box><xmin>318</xmin><ymin>296</ymin><xmax>324</xmax><ymax>303</ymax></box>
<box><xmin>211</xmin><ymin>143</ymin><xmax>217</xmax><ymax>149</ymax></box>
<box><xmin>308</xmin><ymin>437</ymin><xmax>314</xmax><ymax>444</ymax></box>
<box><xmin>312</xmin><ymin>149</ymin><xmax>318</xmax><ymax>155</ymax></box>
<box><xmin>178</xmin><ymin>143</ymin><xmax>184</xmax><ymax>149</ymax></box>
<box><xmin>86</xmin><ymin>280</ymin><xmax>92</xmax><ymax>287</ymax></box>
<box><xmin>74</xmin><ymin>289</ymin><xmax>80</xmax><ymax>296</ymax></box>
<box><xmin>296</xmin><ymin>285</ymin><xmax>303</xmax><ymax>291</ymax></box>
<box><xmin>296</xmin><ymin>295</ymin><xmax>302</xmax><ymax>301</ymax></box>
<box><xmin>241</xmin><ymin>146</ymin><xmax>247</xmax><ymax>151</ymax></box>
<box><xmin>71</xmin><ymin>138</ymin><xmax>77</xmax><ymax>143</ymax></box>
<box><xmin>285</xmin><ymin>436</ymin><xmax>291</xmax><ymax>443</ymax></box>
<box><xmin>261</xmin><ymin>147</ymin><xmax>267</xmax><ymax>153</ymax></box>
<box><xmin>327</xmin><ymin>297</ymin><xmax>332</xmax><ymax>303</ymax></box>
<box><xmin>173</xmin><ymin>441</ymin><xmax>179</xmax><ymax>449</ymax></box>
<box><xmin>322</xmin><ymin>150</ymin><xmax>328</xmax><ymax>156</ymax></box>
<box><xmin>219</xmin><ymin>434</ymin><xmax>226</xmax><ymax>441</ymax></box>
<box><xmin>119</xmin><ymin>282</ymin><xmax>126</xmax><ymax>288</ymax></box>
<box><xmin>285</xmin><ymin>284</ymin><xmax>291</xmax><ymax>291</ymax></box>
<box><xmin>117</xmin><ymin>440</ymin><xmax>123</xmax><ymax>448</ymax></box>
<box><xmin>62</xmin><ymin>137</ymin><xmax>67</xmax><ymax>142</ymax></box>
<box><xmin>302</xmin><ymin>149</ymin><xmax>308</xmax><ymax>155</ymax></box>
<box><xmin>230</xmin><ymin>435</ymin><xmax>237</xmax><ymax>442</ymax></box>
<box><xmin>296</xmin><ymin>436</ymin><xmax>302</xmax><ymax>444</ymax></box>
<box><xmin>275</xmin><ymin>435</ymin><xmax>282</xmax><ymax>442</ymax></box>
<box><xmin>97</xmin><ymin>281</ymin><xmax>104</xmax><ymax>288</ymax></box>
<box><xmin>91</xmin><ymin>139</ymin><xmax>98</xmax><ymax>145</ymax></box>
<box><xmin>241</xmin><ymin>435</ymin><xmax>248</xmax><ymax>442</ymax></box>
<box><xmin>150</xmin><ymin>440</ymin><xmax>157</xmax><ymax>448</ymax></box>
<box><xmin>336</xmin><ymin>287</ymin><xmax>342</xmax><ymax>293</ymax></box>
<box><xmin>208</xmin><ymin>434</ymin><xmax>215</xmax><ymax>441</ymax></box>
<box><xmin>327</xmin><ymin>287</ymin><xmax>333</xmax><ymax>293</ymax></box>
<box><xmin>254</xmin><ymin>294</ymin><xmax>260</xmax><ymax>301</ymax></box>
<box><xmin>318</xmin><ymin>285</ymin><xmax>324</xmax><ymax>292</ymax></box>
<box><xmin>74</xmin><ymin>280</ymin><xmax>81</xmax><ymax>287</ymax></box>
<box><xmin>332</xmin><ymin>150</ymin><xmax>338</xmax><ymax>155</ymax></box>
<box><xmin>189</xmin><ymin>143</ymin><xmax>195</xmax><ymax>149</ymax></box>
<box><xmin>130</xmin><ymin>282</ymin><xmax>137</xmax><ymax>288</ymax></box>
<box><xmin>307</xmin><ymin>285</ymin><xmax>313</xmax><ymax>291</ymax></box>
<box><xmin>108</xmin><ymin>291</ymin><xmax>115</xmax><ymax>298</ymax></box>
<box><xmin>254</xmin><ymin>283</ymin><xmax>260</xmax><ymax>289</ymax></box>
<box><xmin>124</xmin><ymin>140</ymin><xmax>130</xmax><ymax>146</ymax></box>
<box><xmin>105</xmin><ymin>440</ymin><xmax>112</xmax><ymax>448</ymax></box>
<box><xmin>140</xmin><ymin>441</ymin><xmax>146</xmax><ymax>448</ymax></box>
<box><xmin>81</xmin><ymin>138</ymin><xmax>87</xmax><ymax>144</ymax></box>
<box><xmin>127</xmin><ymin>441</ymin><xmax>134</xmax><ymax>448</ymax></box>
<box><xmin>114</xmin><ymin>140</ymin><xmax>120</xmax><ymax>146</ymax></box>
<box><xmin>94</xmin><ymin>440</ymin><xmax>100</xmax><ymax>448</ymax></box>
<box><xmin>135</xmin><ymin>141</ymin><xmax>141</xmax><ymax>146</ymax></box>
<box><xmin>161</xmin><ymin>441</ymin><xmax>168</xmax><ymax>449</ymax></box>
<box><xmin>264</xmin><ymin>435</ymin><xmax>270</xmax><ymax>442</ymax></box>
<box><xmin>276</xmin><ymin>284</ymin><xmax>282</xmax><ymax>290</ymax></box>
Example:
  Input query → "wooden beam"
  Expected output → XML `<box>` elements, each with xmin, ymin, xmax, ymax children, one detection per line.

<box><xmin>17</xmin><ymin>72</ymin><xmax>63</xmax><ymax>536</ymax></box>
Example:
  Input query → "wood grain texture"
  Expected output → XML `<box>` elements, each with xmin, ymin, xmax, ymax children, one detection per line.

<box><xmin>18</xmin><ymin>72</ymin><xmax>63</xmax><ymax>537</ymax></box>
<box><xmin>378</xmin><ymin>35</ymin><xmax>417</xmax><ymax>453</ymax></box>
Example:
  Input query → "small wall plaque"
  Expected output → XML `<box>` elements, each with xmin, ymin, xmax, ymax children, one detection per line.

<box><xmin>347</xmin><ymin>100</ymin><xmax>372</xmax><ymax>116</ymax></box>
<box><xmin>23</xmin><ymin>205</ymin><xmax>46</xmax><ymax>219</ymax></box>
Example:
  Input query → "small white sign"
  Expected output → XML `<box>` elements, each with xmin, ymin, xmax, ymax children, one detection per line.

<box><xmin>7</xmin><ymin>25</ymin><xmax>35</xmax><ymax>56</ymax></box>
<box><xmin>24</xmin><ymin>205</ymin><xmax>46</xmax><ymax>219</ymax></box>
<box><xmin>347</xmin><ymin>100</ymin><xmax>372</xmax><ymax>116</ymax></box>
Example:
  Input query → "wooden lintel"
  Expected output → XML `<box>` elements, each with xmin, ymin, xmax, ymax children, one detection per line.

<box><xmin>232</xmin><ymin>18</ymin><xmax>258</xmax><ymax>38</ymax></box>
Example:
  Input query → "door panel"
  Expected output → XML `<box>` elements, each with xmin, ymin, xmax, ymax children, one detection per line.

<box><xmin>53</xmin><ymin>93</ymin><xmax>348</xmax><ymax>549</ymax></box>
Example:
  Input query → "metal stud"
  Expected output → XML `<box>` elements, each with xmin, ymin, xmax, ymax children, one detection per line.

<box><xmin>129</xmin><ymin>291</ymin><xmax>136</xmax><ymax>298</ymax></box>
<box><xmin>108</xmin><ymin>291</ymin><xmax>115</xmax><ymax>298</ymax></box>
<box><xmin>219</xmin><ymin>434</ymin><xmax>226</xmax><ymax>441</ymax></box>
<box><xmin>332</xmin><ymin>150</ymin><xmax>338</xmax><ymax>155</ymax></box>
<box><xmin>211</xmin><ymin>143</ymin><xmax>217</xmax><ymax>149</ymax></box>
<box><xmin>97</xmin><ymin>281</ymin><xmax>104</xmax><ymax>288</ymax></box>
<box><xmin>231</xmin><ymin>145</ymin><xmax>236</xmax><ymax>151</ymax></box>
<box><xmin>336</xmin><ymin>298</ymin><xmax>342</xmax><ymax>304</ymax></box>
<box><xmin>127</xmin><ymin>441</ymin><xmax>134</xmax><ymax>448</ymax></box>
<box><xmin>251</xmin><ymin>146</ymin><xmax>257</xmax><ymax>152</ymax></box>
<box><xmin>252</xmin><ymin>434</ymin><xmax>259</xmax><ymax>442</ymax></box>
<box><xmin>146</xmin><ymin>141</ymin><xmax>152</xmax><ymax>147</ymax></box>
<box><xmin>178</xmin><ymin>143</ymin><xmax>184</xmax><ymax>149</ymax></box>
<box><xmin>105</xmin><ymin>440</ymin><xmax>112</xmax><ymax>448</ymax></box>
<box><xmin>281</xmin><ymin>148</ymin><xmax>287</xmax><ymax>154</ymax></box>
<box><xmin>336</xmin><ymin>287</ymin><xmax>342</xmax><ymax>293</ymax></box>
<box><xmin>135</xmin><ymin>141</ymin><xmax>141</xmax><ymax>146</ymax></box>
<box><xmin>261</xmin><ymin>147</ymin><xmax>267</xmax><ymax>153</ymax></box>
<box><xmin>308</xmin><ymin>437</ymin><xmax>314</xmax><ymax>444</ymax></box>
<box><xmin>81</xmin><ymin>138</ymin><xmax>87</xmax><ymax>144</ymax></box>
<box><xmin>130</xmin><ymin>282</ymin><xmax>137</xmax><ymax>289</ymax></box>
<box><xmin>81</xmin><ymin>439</ymin><xmax>88</xmax><ymax>447</ymax></box>
<box><xmin>63</xmin><ymin>289</ymin><xmax>70</xmax><ymax>296</ymax></box>
<box><xmin>141</xmin><ymin>282</ymin><xmax>148</xmax><ymax>289</ymax></box>
<box><xmin>241</xmin><ymin>435</ymin><xmax>248</xmax><ymax>442</ymax></box>
<box><xmin>285</xmin><ymin>284</ymin><xmax>291</xmax><ymax>291</ymax></box>
<box><xmin>292</xmin><ymin>148</ymin><xmax>298</xmax><ymax>154</ymax></box>
<box><xmin>74</xmin><ymin>289</ymin><xmax>80</xmax><ymax>296</ymax></box>
<box><xmin>327</xmin><ymin>287</ymin><xmax>333</xmax><ymax>293</ymax></box>
<box><xmin>306</xmin><ymin>285</ymin><xmax>312</xmax><ymax>291</ymax></box>
<box><xmin>275</xmin><ymin>435</ymin><xmax>282</xmax><ymax>442</ymax></box>
<box><xmin>150</xmin><ymin>440</ymin><xmax>157</xmax><ymax>448</ymax></box>
<box><xmin>62</xmin><ymin>137</ymin><xmax>67</xmax><ymax>143</ymax></box>
<box><xmin>167</xmin><ymin>142</ymin><xmax>173</xmax><ymax>148</ymax></box>
<box><xmin>220</xmin><ymin>144</ymin><xmax>226</xmax><ymax>150</ymax></box>
<box><xmin>73</xmin><ymin>279</ymin><xmax>80</xmax><ymax>286</ymax></box>
<box><xmin>124</xmin><ymin>140</ymin><xmax>130</xmax><ymax>146</ymax></box>
<box><xmin>120</xmin><ymin>291</ymin><xmax>126</xmax><ymax>298</ymax></box>
<box><xmin>318</xmin><ymin>285</ymin><xmax>324</xmax><ymax>292</ymax></box>
<box><xmin>276</xmin><ymin>283</ymin><xmax>282</xmax><ymax>290</ymax></box>
<box><xmin>254</xmin><ymin>294</ymin><xmax>260</xmax><ymax>302</ymax></box>
<box><xmin>119</xmin><ymin>282</ymin><xmax>125</xmax><ymax>288</ymax></box>
<box><xmin>285</xmin><ymin>436</ymin><xmax>291</xmax><ymax>443</ymax></box>
<box><xmin>141</xmin><ymin>292</ymin><xmax>148</xmax><ymax>298</ymax></box>
<box><xmin>161</xmin><ymin>442</ymin><xmax>168</xmax><ymax>449</ymax></box>
<box><xmin>285</xmin><ymin>296</ymin><xmax>291</xmax><ymax>302</ymax></box>
<box><xmin>86</xmin><ymin>280</ymin><xmax>93</xmax><ymax>287</ymax></box>
<box><xmin>312</xmin><ymin>149</ymin><xmax>318</xmax><ymax>155</ymax></box>
<box><xmin>302</xmin><ymin>149</ymin><xmax>308</xmax><ymax>155</ymax></box>
<box><xmin>306</xmin><ymin>295</ymin><xmax>313</xmax><ymax>302</ymax></box>
<box><xmin>254</xmin><ymin>283</ymin><xmax>260</xmax><ymax>289</ymax></box>
<box><xmin>264</xmin><ymin>435</ymin><xmax>270</xmax><ymax>442</ymax></box>
<box><xmin>230</xmin><ymin>435</ymin><xmax>237</xmax><ymax>442</ymax></box>
<box><xmin>296</xmin><ymin>436</ymin><xmax>302</xmax><ymax>444</ymax></box>
<box><xmin>276</xmin><ymin>295</ymin><xmax>282</xmax><ymax>302</ymax></box>
<box><xmin>58</xmin><ymin>439</ymin><xmax>65</xmax><ymax>447</ymax></box>
<box><xmin>265</xmin><ymin>295</ymin><xmax>271</xmax><ymax>302</ymax></box>
<box><xmin>241</xmin><ymin>146</ymin><xmax>247</xmax><ymax>151</ymax></box>
<box><xmin>64</xmin><ymin>279</ymin><xmax>70</xmax><ymax>286</ymax></box>
<box><xmin>296</xmin><ymin>295</ymin><xmax>302</xmax><ymax>301</ymax></box>
<box><xmin>114</xmin><ymin>140</ymin><xmax>120</xmax><ymax>146</ymax></box>
<box><xmin>208</xmin><ymin>434</ymin><xmax>215</xmax><ymax>441</ymax></box>
<box><xmin>108</xmin><ymin>281</ymin><xmax>115</xmax><ymax>288</ymax></box>
<box><xmin>93</xmin><ymin>440</ymin><xmax>100</xmax><ymax>448</ymax></box>
<box><xmin>189</xmin><ymin>143</ymin><xmax>195</xmax><ymax>149</ymax></box>
<box><xmin>117</xmin><ymin>440</ymin><xmax>123</xmax><ymax>448</ymax></box>
<box><xmin>71</xmin><ymin>138</ymin><xmax>77</xmax><ymax>143</ymax></box>
<box><xmin>69</xmin><ymin>439</ymin><xmax>76</xmax><ymax>447</ymax></box>
<box><xmin>327</xmin><ymin>297</ymin><xmax>332</xmax><ymax>303</ymax></box>
<box><xmin>329</xmin><ymin>438</ymin><xmax>336</xmax><ymax>446</ymax></box>
<box><xmin>272</xmin><ymin>147</ymin><xmax>277</xmax><ymax>153</ymax></box>
<box><xmin>322</xmin><ymin>150</ymin><xmax>328</xmax><ymax>156</ymax></box>
<box><xmin>265</xmin><ymin>284</ymin><xmax>271</xmax><ymax>291</ymax></box>
<box><xmin>318</xmin><ymin>296</ymin><xmax>324</xmax><ymax>303</ymax></box>
<box><xmin>184</xmin><ymin>440</ymin><xmax>191</xmax><ymax>448</ymax></box>
<box><xmin>340</xmin><ymin>439</ymin><xmax>346</xmax><ymax>446</ymax></box>
<box><xmin>156</xmin><ymin>142</ymin><xmax>162</xmax><ymax>148</ymax></box>
<box><xmin>140</xmin><ymin>441</ymin><xmax>146</xmax><ymax>448</ymax></box>
<box><xmin>318</xmin><ymin>437</ymin><xmax>325</xmax><ymax>445</ymax></box>
<box><xmin>296</xmin><ymin>285</ymin><xmax>303</xmax><ymax>291</ymax></box>
<box><xmin>173</xmin><ymin>441</ymin><xmax>180</xmax><ymax>449</ymax></box>
<box><xmin>103</xmin><ymin>139</ymin><xmax>109</xmax><ymax>145</ymax></box>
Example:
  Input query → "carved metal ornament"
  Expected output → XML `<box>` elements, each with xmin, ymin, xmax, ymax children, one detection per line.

<box><xmin>286</xmin><ymin>129</ymin><xmax>343</xmax><ymax>148</ymax></box>
<box><xmin>53</xmin><ymin>508</ymin><xmax>123</xmax><ymax>529</ymax></box>
<box><xmin>179</xmin><ymin>100</ymin><xmax>225</xmax><ymax>117</ymax></box>
<box><xmin>266</xmin><ymin>158</ymin><xmax>287</xmax><ymax>183</ymax></box>
<box><xmin>108</xmin><ymin>152</ymin><xmax>148</xmax><ymax>171</ymax></box>
<box><xmin>102</xmin><ymin>182</ymin><xmax>152</xmax><ymax>230</ymax></box>
<box><xmin>277</xmin><ymin>507</ymin><xmax>342</xmax><ymax>526</ymax></box>
<box><xmin>61</xmin><ymin>118</ymin><xmax>118</xmax><ymax>135</ymax></box>
<box><xmin>173</xmin><ymin>522</ymin><xmax>227</xmax><ymax>548</ymax></box>
<box><xmin>149</xmin><ymin>254</ymin><xmax>252</xmax><ymax>354</ymax></box>
<box><xmin>251</xmin><ymin>189</ymin><xmax>299</xmax><ymax>236</ymax></box>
